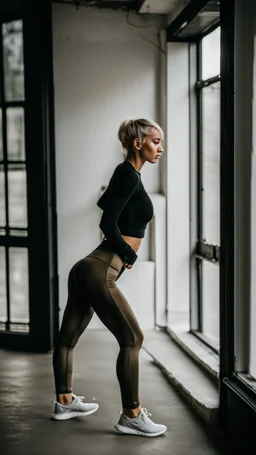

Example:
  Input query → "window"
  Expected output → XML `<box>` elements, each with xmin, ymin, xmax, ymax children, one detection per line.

<box><xmin>0</xmin><ymin>19</ymin><xmax>29</xmax><ymax>333</ymax></box>
<box><xmin>250</xmin><ymin>30</ymin><xmax>256</xmax><ymax>380</ymax></box>
<box><xmin>191</xmin><ymin>27</ymin><xmax>221</xmax><ymax>352</ymax></box>
<box><xmin>250</xmin><ymin>135</ymin><xmax>256</xmax><ymax>379</ymax></box>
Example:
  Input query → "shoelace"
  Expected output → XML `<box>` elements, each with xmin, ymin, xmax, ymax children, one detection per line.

<box><xmin>119</xmin><ymin>407</ymin><xmax>153</xmax><ymax>425</ymax></box>
<box><xmin>52</xmin><ymin>394</ymin><xmax>85</xmax><ymax>405</ymax></box>
<box><xmin>74</xmin><ymin>395</ymin><xmax>85</xmax><ymax>402</ymax></box>
<box><xmin>140</xmin><ymin>408</ymin><xmax>153</xmax><ymax>426</ymax></box>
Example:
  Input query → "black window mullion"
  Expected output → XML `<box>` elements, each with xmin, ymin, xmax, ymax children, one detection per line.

<box><xmin>196</xmin><ymin>39</ymin><xmax>203</xmax><ymax>333</ymax></box>
<box><xmin>5</xmin><ymin>243</ymin><xmax>10</xmax><ymax>331</ymax></box>
<box><xmin>0</xmin><ymin>22</ymin><xmax>11</xmax><ymax>331</ymax></box>
<box><xmin>0</xmin><ymin>26</ymin><xmax>10</xmax><ymax>230</ymax></box>
<box><xmin>0</xmin><ymin>236</ymin><xmax>28</xmax><ymax>248</ymax></box>
<box><xmin>3</xmin><ymin>100</ymin><xmax>25</xmax><ymax>108</ymax></box>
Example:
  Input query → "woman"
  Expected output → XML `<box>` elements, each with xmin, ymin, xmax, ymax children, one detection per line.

<box><xmin>52</xmin><ymin>118</ymin><xmax>167</xmax><ymax>438</ymax></box>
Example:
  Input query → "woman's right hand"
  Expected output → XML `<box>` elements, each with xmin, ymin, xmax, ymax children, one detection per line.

<box><xmin>123</xmin><ymin>263</ymin><xmax>133</xmax><ymax>269</ymax></box>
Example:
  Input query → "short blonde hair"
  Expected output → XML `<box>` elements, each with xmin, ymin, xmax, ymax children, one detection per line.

<box><xmin>118</xmin><ymin>118</ymin><xmax>164</xmax><ymax>157</ymax></box>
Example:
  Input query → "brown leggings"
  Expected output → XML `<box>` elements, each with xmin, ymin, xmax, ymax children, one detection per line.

<box><xmin>52</xmin><ymin>239</ymin><xmax>144</xmax><ymax>409</ymax></box>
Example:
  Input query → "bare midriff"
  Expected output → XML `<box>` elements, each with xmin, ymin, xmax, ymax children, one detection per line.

<box><xmin>122</xmin><ymin>235</ymin><xmax>142</xmax><ymax>254</ymax></box>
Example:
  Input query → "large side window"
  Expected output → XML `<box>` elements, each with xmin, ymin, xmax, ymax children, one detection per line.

<box><xmin>250</xmin><ymin>20</ymin><xmax>256</xmax><ymax>380</ymax></box>
<box><xmin>192</xmin><ymin>27</ymin><xmax>221</xmax><ymax>352</ymax></box>
<box><xmin>0</xmin><ymin>19</ymin><xmax>29</xmax><ymax>334</ymax></box>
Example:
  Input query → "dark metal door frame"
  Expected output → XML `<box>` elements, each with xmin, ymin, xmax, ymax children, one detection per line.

<box><xmin>0</xmin><ymin>1</ymin><xmax>58</xmax><ymax>352</ymax></box>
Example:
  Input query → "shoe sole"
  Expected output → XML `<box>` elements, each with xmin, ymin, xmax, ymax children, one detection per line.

<box><xmin>114</xmin><ymin>423</ymin><xmax>167</xmax><ymax>437</ymax></box>
<box><xmin>52</xmin><ymin>405</ymin><xmax>99</xmax><ymax>421</ymax></box>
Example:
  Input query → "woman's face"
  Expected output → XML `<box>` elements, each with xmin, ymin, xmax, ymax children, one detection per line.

<box><xmin>139</xmin><ymin>128</ymin><xmax>164</xmax><ymax>164</ymax></box>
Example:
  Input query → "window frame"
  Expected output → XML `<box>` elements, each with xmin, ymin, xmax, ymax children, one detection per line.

<box><xmin>190</xmin><ymin>27</ymin><xmax>221</xmax><ymax>354</ymax></box>
<box><xmin>0</xmin><ymin>3</ymin><xmax>59</xmax><ymax>352</ymax></box>
<box><xmin>0</xmin><ymin>18</ymin><xmax>30</xmax><ymax>334</ymax></box>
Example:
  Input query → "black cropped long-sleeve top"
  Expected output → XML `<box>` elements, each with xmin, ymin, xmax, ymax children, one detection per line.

<box><xmin>97</xmin><ymin>160</ymin><xmax>154</xmax><ymax>265</ymax></box>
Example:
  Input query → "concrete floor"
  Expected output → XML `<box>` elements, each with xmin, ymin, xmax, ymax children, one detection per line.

<box><xmin>0</xmin><ymin>330</ymin><xmax>231</xmax><ymax>455</ymax></box>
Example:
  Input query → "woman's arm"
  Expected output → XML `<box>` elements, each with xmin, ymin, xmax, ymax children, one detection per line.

<box><xmin>99</xmin><ymin>166</ymin><xmax>140</xmax><ymax>265</ymax></box>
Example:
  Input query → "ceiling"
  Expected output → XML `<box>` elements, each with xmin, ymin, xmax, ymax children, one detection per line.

<box><xmin>53</xmin><ymin>0</ymin><xmax>191</xmax><ymax>16</ymax></box>
<box><xmin>167</xmin><ymin>0</ymin><xmax>220</xmax><ymax>40</ymax></box>
<box><xmin>0</xmin><ymin>0</ymin><xmax>189</xmax><ymax>15</ymax></box>
<box><xmin>139</xmin><ymin>0</ymin><xmax>192</xmax><ymax>15</ymax></box>
<box><xmin>53</xmin><ymin>0</ymin><xmax>137</xmax><ymax>5</ymax></box>
<box><xmin>0</xmin><ymin>0</ymin><xmax>219</xmax><ymax>39</ymax></box>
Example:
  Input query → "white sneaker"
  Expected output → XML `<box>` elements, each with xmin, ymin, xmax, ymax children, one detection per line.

<box><xmin>52</xmin><ymin>394</ymin><xmax>99</xmax><ymax>421</ymax></box>
<box><xmin>114</xmin><ymin>407</ymin><xmax>167</xmax><ymax>437</ymax></box>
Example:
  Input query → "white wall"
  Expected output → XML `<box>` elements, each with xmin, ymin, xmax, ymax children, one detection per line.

<box><xmin>52</xmin><ymin>4</ymin><xmax>167</xmax><ymax>329</ymax></box>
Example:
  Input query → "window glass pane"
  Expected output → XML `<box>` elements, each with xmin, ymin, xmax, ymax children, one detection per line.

<box><xmin>202</xmin><ymin>82</ymin><xmax>220</xmax><ymax>245</ymax></box>
<box><xmin>7</xmin><ymin>107</ymin><xmax>25</xmax><ymax>161</ymax></box>
<box><xmin>250</xmin><ymin>70</ymin><xmax>256</xmax><ymax>378</ymax></box>
<box><xmin>202</xmin><ymin>261</ymin><xmax>219</xmax><ymax>347</ymax></box>
<box><xmin>9</xmin><ymin>323</ymin><xmax>29</xmax><ymax>333</ymax></box>
<box><xmin>0</xmin><ymin>247</ymin><xmax>7</xmax><ymax>324</ymax></box>
<box><xmin>0</xmin><ymin>165</ymin><xmax>6</xmax><ymax>227</ymax></box>
<box><xmin>9</xmin><ymin>247</ymin><xmax>29</xmax><ymax>324</ymax></box>
<box><xmin>9</xmin><ymin>229</ymin><xmax>27</xmax><ymax>237</ymax></box>
<box><xmin>3</xmin><ymin>20</ymin><xmax>25</xmax><ymax>101</ymax></box>
<box><xmin>0</xmin><ymin>109</ymin><xmax>3</xmax><ymax>161</ymax></box>
<box><xmin>8</xmin><ymin>164</ymin><xmax>27</xmax><ymax>228</ymax></box>
<box><xmin>202</xmin><ymin>27</ymin><xmax>220</xmax><ymax>80</ymax></box>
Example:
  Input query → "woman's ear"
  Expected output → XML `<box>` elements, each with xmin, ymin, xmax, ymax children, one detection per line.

<box><xmin>133</xmin><ymin>138</ymin><xmax>141</xmax><ymax>150</ymax></box>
